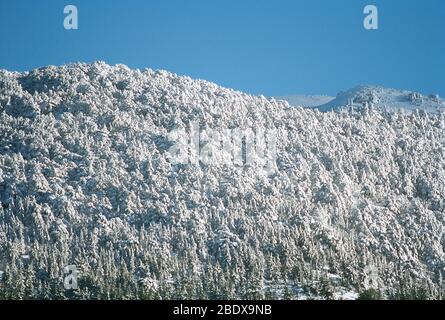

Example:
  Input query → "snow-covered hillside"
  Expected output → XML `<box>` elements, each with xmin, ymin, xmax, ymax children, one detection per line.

<box><xmin>0</xmin><ymin>63</ymin><xmax>445</xmax><ymax>300</ymax></box>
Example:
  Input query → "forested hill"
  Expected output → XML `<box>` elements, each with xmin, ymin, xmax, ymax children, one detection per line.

<box><xmin>0</xmin><ymin>62</ymin><xmax>444</xmax><ymax>299</ymax></box>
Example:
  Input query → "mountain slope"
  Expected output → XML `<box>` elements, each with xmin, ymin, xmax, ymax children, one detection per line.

<box><xmin>317</xmin><ymin>85</ymin><xmax>445</xmax><ymax>113</ymax></box>
<box><xmin>0</xmin><ymin>63</ymin><xmax>445</xmax><ymax>299</ymax></box>
<box><xmin>274</xmin><ymin>95</ymin><xmax>334</xmax><ymax>108</ymax></box>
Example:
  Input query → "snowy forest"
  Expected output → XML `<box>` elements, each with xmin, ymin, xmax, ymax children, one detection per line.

<box><xmin>0</xmin><ymin>62</ymin><xmax>444</xmax><ymax>299</ymax></box>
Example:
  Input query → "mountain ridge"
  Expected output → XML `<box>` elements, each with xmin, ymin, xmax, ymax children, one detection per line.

<box><xmin>0</xmin><ymin>62</ymin><xmax>444</xmax><ymax>299</ymax></box>
<box><xmin>279</xmin><ymin>85</ymin><xmax>445</xmax><ymax>114</ymax></box>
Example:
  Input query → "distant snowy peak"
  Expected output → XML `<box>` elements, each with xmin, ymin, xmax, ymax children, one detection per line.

<box><xmin>279</xmin><ymin>85</ymin><xmax>445</xmax><ymax>114</ymax></box>
<box><xmin>317</xmin><ymin>85</ymin><xmax>445</xmax><ymax>113</ymax></box>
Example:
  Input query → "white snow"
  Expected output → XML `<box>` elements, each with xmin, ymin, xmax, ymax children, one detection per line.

<box><xmin>276</xmin><ymin>95</ymin><xmax>334</xmax><ymax>108</ymax></box>
<box><xmin>339</xmin><ymin>291</ymin><xmax>359</xmax><ymax>300</ymax></box>
<box><xmin>317</xmin><ymin>85</ymin><xmax>445</xmax><ymax>113</ymax></box>
<box><xmin>279</xmin><ymin>85</ymin><xmax>445</xmax><ymax>114</ymax></box>
<box><xmin>0</xmin><ymin>62</ymin><xmax>444</xmax><ymax>299</ymax></box>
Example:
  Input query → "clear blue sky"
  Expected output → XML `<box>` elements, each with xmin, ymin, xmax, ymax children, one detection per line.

<box><xmin>0</xmin><ymin>0</ymin><xmax>444</xmax><ymax>96</ymax></box>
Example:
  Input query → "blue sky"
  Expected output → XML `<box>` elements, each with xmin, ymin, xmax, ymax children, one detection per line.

<box><xmin>0</xmin><ymin>0</ymin><xmax>444</xmax><ymax>96</ymax></box>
